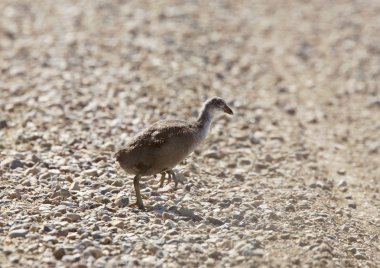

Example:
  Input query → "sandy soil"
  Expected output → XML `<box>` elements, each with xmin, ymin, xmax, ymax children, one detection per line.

<box><xmin>0</xmin><ymin>0</ymin><xmax>379</xmax><ymax>267</ymax></box>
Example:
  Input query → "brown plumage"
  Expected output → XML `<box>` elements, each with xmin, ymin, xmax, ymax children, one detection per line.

<box><xmin>115</xmin><ymin>97</ymin><xmax>233</xmax><ymax>210</ymax></box>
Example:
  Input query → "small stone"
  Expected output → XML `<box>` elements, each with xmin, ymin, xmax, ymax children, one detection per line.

<box><xmin>112</xmin><ymin>220</ymin><xmax>124</xmax><ymax>229</ymax></box>
<box><xmin>252</xmin><ymin>249</ymin><xmax>265</xmax><ymax>257</ymax></box>
<box><xmin>207</xmin><ymin>217</ymin><xmax>224</xmax><ymax>226</ymax></box>
<box><xmin>239</xmin><ymin>159</ymin><xmax>252</xmax><ymax>166</ymax></box>
<box><xmin>83</xmin><ymin>169</ymin><xmax>98</xmax><ymax>177</ymax></box>
<box><xmin>348</xmin><ymin>236</ymin><xmax>357</xmax><ymax>243</ymax></box>
<box><xmin>53</xmin><ymin>248</ymin><xmax>65</xmax><ymax>260</ymax></box>
<box><xmin>285</xmin><ymin>106</ymin><xmax>297</xmax><ymax>115</ymax></box>
<box><xmin>348</xmin><ymin>203</ymin><xmax>357</xmax><ymax>209</ymax></box>
<box><xmin>92</xmin><ymin>231</ymin><xmax>103</xmax><ymax>240</ymax></box>
<box><xmin>162</xmin><ymin>212</ymin><xmax>174</xmax><ymax>220</ymax></box>
<box><xmin>69</xmin><ymin>181</ymin><xmax>80</xmax><ymax>191</ymax></box>
<box><xmin>9</xmin><ymin>229</ymin><xmax>29</xmax><ymax>238</ymax></box>
<box><xmin>265</xmin><ymin>154</ymin><xmax>274</xmax><ymax>162</ymax></box>
<box><xmin>285</xmin><ymin>204</ymin><xmax>296</xmax><ymax>212</ymax></box>
<box><xmin>111</xmin><ymin>180</ymin><xmax>123</xmax><ymax>187</ymax></box>
<box><xmin>338</xmin><ymin>180</ymin><xmax>347</xmax><ymax>187</ymax></box>
<box><xmin>65</xmin><ymin>213</ymin><xmax>81</xmax><ymax>222</ymax></box>
<box><xmin>208</xmin><ymin>251</ymin><xmax>222</xmax><ymax>260</ymax></box>
<box><xmin>232</xmin><ymin>197</ymin><xmax>243</xmax><ymax>203</ymax></box>
<box><xmin>31</xmin><ymin>155</ymin><xmax>41</xmax><ymax>163</ymax></box>
<box><xmin>83</xmin><ymin>247</ymin><xmax>103</xmax><ymax>259</ymax></box>
<box><xmin>203</xmin><ymin>150</ymin><xmax>223</xmax><ymax>159</ymax></box>
<box><xmin>10</xmin><ymin>159</ymin><xmax>24</xmax><ymax>169</ymax></box>
<box><xmin>99</xmin><ymin>187</ymin><xmax>110</xmax><ymax>195</ymax></box>
<box><xmin>24</xmin><ymin>167</ymin><xmax>39</xmax><ymax>175</ymax></box>
<box><xmin>178</xmin><ymin>207</ymin><xmax>194</xmax><ymax>218</ymax></box>
<box><xmin>165</xmin><ymin>219</ymin><xmax>177</xmax><ymax>229</ymax></box>
<box><xmin>43</xmin><ymin>235</ymin><xmax>58</xmax><ymax>244</ymax></box>
<box><xmin>115</xmin><ymin>196</ymin><xmax>129</xmax><ymax>208</ymax></box>
<box><xmin>101</xmin><ymin>215</ymin><xmax>111</xmax><ymax>222</ymax></box>
<box><xmin>8</xmin><ymin>189</ymin><xmax>21</xmax><ymax>199</ymax></box>
<box><xmin>250</xmin><ymin>134</ymin><xmax>261</xmax><ymax>144</ymax></box>
<box><xmin>100</xmin><ymin>237</ymin><xmax>112</xmax><ymax>245</ymax></box>
<box><xmin>280</xmin><ymin>233</ymin><xmax>290</xmax><ymax>240</ymax></box>
<box><xmin>234</xmin><ymin>173</ymin><xmax>245</xmax><ymax>181</ymax></box>
<box><xmin>354</xmin><ymin>253</ymin><xmax>366</xmax><ymax>260</ymax></box>
<box><xmin>62</xmin><ymin>254</ymin><xmax>81</xmax><ymax>262</ymax></box>
<box><xmin>0</xmin><ymin>119</ymin><xmax>7</xmax><ymax>129</ymax></box>
<box><xmin>337</xmin><ymin>169</ymin><xmax>346</xmax><ymax>175</ymax></box>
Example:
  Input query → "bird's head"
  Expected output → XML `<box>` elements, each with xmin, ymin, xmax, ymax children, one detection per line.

<box><xmin>206</xmin><ymin>97</ymin><xmax>234</xmax><ymax>115</ymax></box>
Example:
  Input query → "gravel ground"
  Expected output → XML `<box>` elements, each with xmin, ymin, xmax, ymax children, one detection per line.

<box><xmin>1</xmin><ymin>0</ymin><xmax>380</xmax><ymax>267</ymax></box>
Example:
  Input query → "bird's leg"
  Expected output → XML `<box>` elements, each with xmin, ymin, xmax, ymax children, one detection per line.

<box><xmin>168</xmin><ymin>170</ymin><xmax>178</xmax><ymax>190</ymax></box>
<box><xmin>166</xmin><ymin>172</ymin><xmax>172</xmax><ymax>185</ymax></box>
<box><xmin>133</xmin><ymin>174</ymin><xmax>145</xmax><ymax>210</ymax></box>
<box><xmin>159</xmin><ymin>172</ymin><xmax>166</xmax><ymax>188</ymax></box>
<box><xmin>153</xmin><ymin>172</ymin><xmax>166</xmax><ymax>189</ymax></box>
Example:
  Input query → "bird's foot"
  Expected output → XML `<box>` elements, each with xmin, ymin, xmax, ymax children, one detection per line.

<box><xmin>128</xmin><ymin>202</ymin><xmax>147</xmax><ymax>211</ymax></box>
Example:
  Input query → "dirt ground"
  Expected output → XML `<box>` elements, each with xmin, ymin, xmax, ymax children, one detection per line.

<box><xmin>1</xmin><ymin>0</ymin><xmax>379</xmax><ymax>267</ymax></box>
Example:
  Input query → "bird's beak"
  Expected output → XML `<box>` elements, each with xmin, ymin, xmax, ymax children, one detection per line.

<box><xmin>223</xmin><ymin>104</ymin><xmax>233</xmax><ymax>115</ymax></box>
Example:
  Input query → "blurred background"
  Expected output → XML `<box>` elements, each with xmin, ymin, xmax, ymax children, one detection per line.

<box><xmin>0</xmin><ymin>0</ymin><xmax>379</xmax><ymax>266</ymax></box>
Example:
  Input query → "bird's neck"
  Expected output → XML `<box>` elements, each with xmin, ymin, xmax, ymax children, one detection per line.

<box><xmin>197</xmin><ymin>105</ymin><xmax>214</xmax><ymax>135</ymax></box>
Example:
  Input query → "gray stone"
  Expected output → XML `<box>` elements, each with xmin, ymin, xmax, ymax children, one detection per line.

<box><xmin>207</xmin><ymin>217</ymin><xmax>224</xmax><ymax>226</ymax></box>
<box><xmin>65</xmin><ymin>213</ymin><xmax>81</xmax><ymax>222</ymax></box>
<box><xmin>165</xmin><ymin>219</ymin><xmax>177</xmax><ymax>229</ymax></box>
<box><xmin>83</xmin><ymin>169</ymin><xmax>98</xmax><ymax>177</ymax></box>
<box><xmin>62</xmin><ymin>254</ymin><xmax>81</xmax><ymax>262</ymax></box>
<box><xmin>83</xmin><ymin>246</ymin><xmax>103</xmax><ymax>259</ymax></box>
<box><xmin>354</xmin><ymin>253</ymin><xmax>366</xmax><ymax>260</ymax></box>
<box><xmin>69</xmin><ymin>181</ymin><xmax>80</xmax><ymax>191</ymax></box>
<box><xmin>0</xmin><ymin>119</ymin><xmax>7</xmax><ymax>129</ymax></box>
<box><xmin>10</xmin><ymin>159</ymin><xmax>24</xmax><ymax>169</ymax></box>
<box><xmin>115</xmin><ymin>196</ymin><xmax>129</xmax><ymax>208</ymax></box>
<box><xmin>9</xmin><ymin>229</ymin><xmax>29</xmax><ymax>238</ymax></box>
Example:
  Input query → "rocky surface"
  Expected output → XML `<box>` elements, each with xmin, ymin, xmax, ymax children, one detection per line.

<box><xmin>0</xmin><ymin>0</ymin><xmax>379</xmax><ymax>267</ymax></box>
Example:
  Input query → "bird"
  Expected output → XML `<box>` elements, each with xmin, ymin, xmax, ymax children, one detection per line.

<box><xmin>115</xmin><ymin>97</ymin><xmax>233</xmax><ymax>210</ymax></box>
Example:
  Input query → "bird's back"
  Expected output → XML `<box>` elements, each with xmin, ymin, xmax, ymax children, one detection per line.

<box><xmin>116</xmin><ymin>120</ymin><xmax>202</xmax><ymax>176</ymax></box>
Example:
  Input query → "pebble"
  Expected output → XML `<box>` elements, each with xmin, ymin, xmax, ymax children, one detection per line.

<box><xmin>165</xmin><ymin>220</ymin><xmax>177</xmax><ymax>229</ymax></box>
<box><xmin>53</xmin><ymin>248</ymin><xmax>66</xmax><ymax>260</ymax></box>
<box><xmin>83</xmin><ymin>169</ymin><xmax>98</xmax><ymax>177</ymax></box>
<box><xmin>65</xmin><ymin>213</ymin><xmax>81</xmax><ymax>222</ymax></box>
<box><xmin>338</xmin><ymin>180</ymin><xmax>347</xmax><ymax>187</ymax></box>
<box><xmin>0</xmin><ymin>119</ymin><xmax>7</xmax><ymax>129</ymax></box>
<box><xmin>178</xmin><ymin>207</ymin><xmax>195</xmax><ymax>218</ymax></box>
<box><xmin>207</xmin><ymin>217</ymin><xmax>224</xmax><ymax>226</ymax></box>
<box><xmin>114</xmin><ymin>196</ymin><xmax>129</xmax><ymax>208</ymax></box>
<box><xmin>285</xmin><ymin>204</ymin><xmax>296</xmax><ymax>212</ymax></box>
<box><xmin>24</xmin><ymin>167</ymin><xmax>39</xmax><ymax>175</ymax></box>
<box><xmin>83</xmin><ymin>247</ymin><xmax>103</xmax><ymax>259</ymax></box>
<box><xmin>9</xmin><ymin>229</ymin><xmax>29</xmax><ymax>238</ymax></box>
<box><xmin>69</xmin><ymin>181</ymin><xmax>80</xmax><ymax>191</ymax></box>
<box><xmin>101</xmin><ymin>215</ymin><xmax>111</xmax><ymax>222</ymax></box>
<box><xmin>354</xmin><ymin>253</ymin><xmax>366</xmax><ymax>260</ymax></box>
<box><xmin>10</xmin><ymin>159</ymin><xmax>24</xmax><ymax>169</ymax></box>
<box><xmin>234</xmin><ymin>173</ymin><xmax>245</xmax><ymax>181</ymax></box>
<box><xmin>62</xmin><ymin>254</ymin><xmax>81</xmax><ymax>262</ymax></box>
<box><xmin>31</xmin><ymin>155</ymin><xmax>41</xmax><ymax>163</ymax></box>
<box><xmin>112</xmin><ymin>220</ymin><xmax>124</xmax><ymax>229</ymax></box>
<box><xmin>208</xmin><ymin>251</ymin><xmax>222</xmax><ymax>260</ymax></box>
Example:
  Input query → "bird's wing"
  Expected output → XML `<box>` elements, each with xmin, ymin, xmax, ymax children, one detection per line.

<box><xmin>121</xmin><ymin>120</ymin><xmax>193</xmax><ymax>150</ymax></box>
